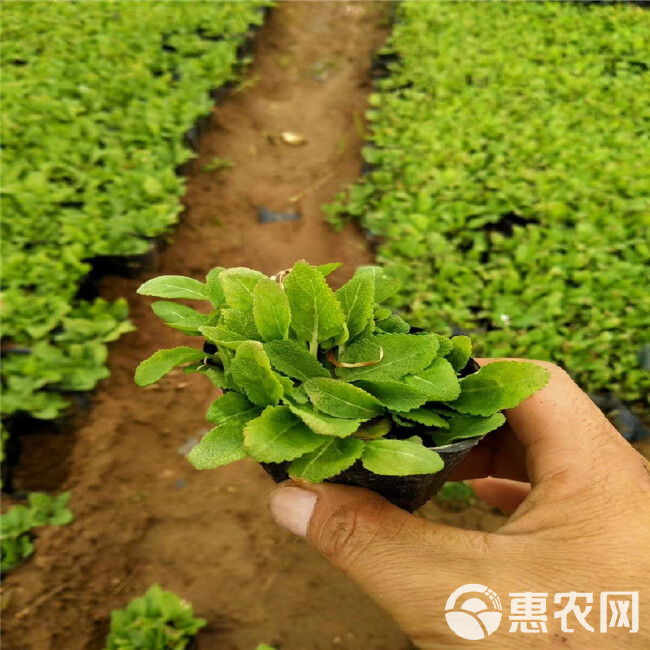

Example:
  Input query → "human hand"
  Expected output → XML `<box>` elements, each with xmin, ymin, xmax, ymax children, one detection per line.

<box><xmin>268</xmin><ymin>360</ymin><xmax>650</xmax><ymax>648</ymax></box>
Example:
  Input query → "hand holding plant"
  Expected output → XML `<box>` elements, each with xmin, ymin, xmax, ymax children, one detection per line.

<box><xmin>269</xmin><ymin>364</ymin><xmax>650</xmax><ymax>649</ymax></box>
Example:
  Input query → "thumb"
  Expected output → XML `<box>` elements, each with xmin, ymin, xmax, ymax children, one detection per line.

<box><xmin>269</xmin><ymin>481</ymin><xmax>496</xmax><ymax>638</ymax></box>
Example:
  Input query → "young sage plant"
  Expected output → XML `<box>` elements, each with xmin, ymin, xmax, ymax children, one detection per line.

<box><xmin>135</xmin><ymin>262</ymin><xmax>549</xmax><ymax>483</ymax></box>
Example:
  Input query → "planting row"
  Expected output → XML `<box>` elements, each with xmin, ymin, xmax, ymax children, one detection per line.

<box><xmin>327</xmin><ymin>1</ymin><xmax>650</xmax><ymax>405</ymax></box>
<box><xmin>0</xmin><ymin>1</ymin><xmax>269</xmax><ymax>426</ymax></box>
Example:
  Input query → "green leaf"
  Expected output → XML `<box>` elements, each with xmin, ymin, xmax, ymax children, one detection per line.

<box><xmin>450</xmin><ymin>361</ymin><xmax>550</xmax><ymax>416</ymax></box>
<box><xmin>317</xmin><ymin>262</ymin><xmax>342</xmax><ymax>277</ymax></box>
<box><xmin>284</xmin><ymin>261</ymin><xmax>346</xmax><ymax>351</ymax></box>
<box><xmin>134</xmin><ymin>347</ymin><xmax>204</xmax><ymax>386</ymax></box>
<box><xmin>404</xmin><ymin>357</ymin><xmax>461</xmax><ymax>401</ymax></box>
<box><xmin>264</xmin><ymin>340</ymin><xmax>330</xmax><ymax>381</ymax></box>
<box><xmin>219</xmin><ymin>267</ymin><xmax>266</xmax><ymax>310</ymax></box>
<box><xmin>361</xmin><ymin>438</ymin><xmax>444</xmax><ymax>476</ymax></box>
<box><xmin>446</xmin><ymin>336</ymin><xmax>472</xmax><ymax>372</ymax></box>
<box><xmin>432</xmin><ymin>412</ymin><xmax>505</xmax><ymax>446</ymax></box>
<box><xmin>374</xmin><ymin>307</ymin><xmax>392</xmax><ymax>321</ymax></box>
<box><xmin>436</xmin><ymin>335</ymin><xmax>454</xmax><ymax>357</ymax></box>
<box><xmin>336</xmin><ymin>272</ymin><xmax>375</xmax><ymax>340</ymax></box>
<box><xmin>253</xmin><ymin>278</ymin><xmax>291</xmax><ymax>342</ymax></box>
<box><xmin>392</xmin><ymin>414</ymin><xmax>417</xmax><ymax>428</ymax></box>
<box><xmin>375</xmin><ymin>313</ymin><xmax>410</xmax><ymax>334</ymax></box>
<box><xmin>200</xmin><ymin>309</ymin><xmax>261</xmax><ymax>349</ymax></box>
<box><xmin>336</xmin><ymin>333</ymin><xmax>438</xmax><ymax>381</ymax></box>
<box><xmin>285</xmin><ymin>384</ymin><xmax>309</xmax><ymax>404</ymax></box>
<box><xmin>187</xmin><ymin>422</ymin><xmax>247</xmax><ymax>470</ymax></box>
<box><xmin>201</xmin><ymin>366</ymin><xmax>236</xmax><ymax>390</ymax></box>
<box><xmin>288</xmin><ymin>437</ymin><xmax>363</xmax><ymax>482</ymax></box>
<box><xmin>205</xmin><ymin>267</ymin><xmax>225</xmax><ymax>308</ymax></box>
<box><xmin>288</xmin><ymin>403</ymin><xmax>362</xmax><ymax>438</ymax></box>
<box><xmin>320</xmin><ymin>321</ymin><xmax>349</xmax><ymax>351</ymax></box>
<box><xmin>354</xmin><ymin>418</ymin><xmax>391</xmax><ymax>439</ymax></box>
<box><xmin>206</xmin><ymin>392</ymin><xmax>261</xmax><ymax>426</ymax></box>
<box><xmin>394</xmin><ymin>407</ymin><xmax>449</xmax><ymax>429</ymax></box>
<box><xmin>354</xmin><ymin>380</ymin><xmax>429</xmax><ymax>411</ymax></box>
<box><xmin>230</xmin><ymin>341</ymin><xmax>284</xmax><ymax>406</ymax></box>
<box><xmin>151</xmin><ymin>301</ymin><xmax>208</xmax><ymax>332</ymax></box>
<box><xmin>137</xmin><ymin>275</ymin><xmax>208</xmax><ymax>300</ymax></box>
<box><xmin>244</xmin><ymin>406</ymin><xmax>326</xmax><ymax>462</ymax></box>
<box><xmin>303</xmin><ymin>378</ymin><xmax>384</xmax><ymax>419</ymax></box>
<box><xmin>355</xmin><ymin>266</ymin><xmax>400</xmax><ymax>303</ymax></box>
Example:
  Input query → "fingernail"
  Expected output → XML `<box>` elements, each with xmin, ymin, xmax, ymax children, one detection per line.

<box><xmin>268</xmin><ymin>486</ymin><xmax>318</xmax><ymax>538</ymax></box>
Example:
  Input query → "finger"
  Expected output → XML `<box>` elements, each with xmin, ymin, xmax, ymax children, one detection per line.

<box><xmin>476</xmin><ymin>359</ymin><xmax>626</xmax><ymax>487</ymax></box>
<box><xmin>268</xmin><ymin>481</ymin><xmax>496</xmax><ymax>637</ymax></box>
<box><xmin>449</xmin><ymin>423</ymin><xmax>528</xmax><ymax>482</ymax></box>
<box><xmin>470</xmin><ymin>477</ymin><xmax>530</xmax><ymax>513</ymax></box>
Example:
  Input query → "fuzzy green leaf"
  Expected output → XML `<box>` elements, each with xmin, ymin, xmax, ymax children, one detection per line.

<box><xmin>219</xmin><ymin>267</ymin><xmax>266</xmax><ymax>310</ymax></box>
<box><xmin>392</xmin><ymin>415</ymin><xmax>417</xmax><ymax>428</ymax></box>
<box><xmin>336</xmin><ymin>333</ymin><xmax>438</xmax><ymax>381</ymax></box>
<box><xmin>230</xmin><ymin>341</ymin><xmax>284</xmax><ymax>406</ymax></box>
<box><xmin>205</xmin><ymin>267</ymin><xmax>225</xmax><ymax>308</ymax></box>
<box><xmin>288</xmin><ymin>437</ymin><xmax>363</xmax><ymax>482</ymax></box>
<box><xmin>264</xmin><ymin>340</ymin><xmax>330</xmax><ymax>381</ymax></box>
<box><xmin>354</xmin><ymin>380</ymin><xmax>429</xmax><ymax>412</ymax></box>
<box><xmin>374</xmin><ymin>307</ymin><xmax>392</xmax><ymax>321</ymax></box>
<box><xmin>354</xmin><ymin>418</ymin><xmax>391</xmax><ymax>439</ymax></box>
<box><xmin>151</xmin><ymin>301</ymin><xmax>209</xmax><ymax>332</ymax></box>
<box><xmin>336</xmin><ymin>272</ymin><xmax>375</xmax><ymax>340</ymax></box>
<box><xmin>206</xmin><ymin>392</ymin><xmax>261</xmax><ymax>426</ymax></box>
<box><xmin>252</xmin><ymin>278</ymin><xmax>291</xmax><ymax>342</ymax></box>
<box><xmin>244</xmin><ymin>406</ymin><xmax>326</xmax><ymax>462</ymax></box>
<box><xmin>375</xmin><ymin>313</ymin><xmax>411</xmax><ymax>334</ymax></box>
<box><xmin>446</xmin><ymin>336</ymin><xmax>472</xmax><ymax>372</ymax></box>
<box><xmin>203</xmin><ymin>367</ymin><xmax>235</xmax><ymax>390</ymax></box>
<box><xmin>187</xmin><ymin>422</ymin><xmax>247</xmax><ymax>470</ymax></box>
<box><xmin>303</xmin><ymin>378</ymin><xmax>384</xmax><ymax>419</ymax></box>
<box><xmin>288</xmin><ymin>403</ymin><xmax>362</xmax><ymax>438</ymax></box>
<box><xmin>284</xmin><ymin>261</ymin><xmax>346</xmax><ymax>350</ymax></box>
<box><xmin>432</xmin><ymin>412</ymin><xmax>505</xmax><ymax>446</ymax></box>
<box><xmin>355</xmin><ymin>266</ymin><xmax>400</xmax><ymax>303</ymax></box>
<box><xmin>361</xmin><ymin>438</ymin><xmax>444</xmax><ymax>476</ymax></box>
<box><xmin>137</xmin><ymin>275</ymin><xmax>209</xmax><ymax>300</ymax></box>
<box><xmin>134</xmin><ymin>347</ymin><xmax>204</xmax><ymax>386</ymax></box>
<box><xmin>201</xmin><ymin>309</ymin><xmax>261</xmax><ymax>349</ymax></box>
<box><xmin>394</xmin><ymin>407</ymin><xmax>449</xmax><ymax>429</ymax></box>
<box><xmin>436</xmin><ymin>335</ymin><xmax>454</xmax><ymax>357</ymax></box>
<box><xmin>404</xmin><ymin>357</ymin><xmax>461</xmax><ymax>401</ymax></box>
<box><xmin>450</xmin><ymin>361</ymin><xmax>550</xmax><ymax>416</ymax></box>
<box><xmin>317</xmin><ymin>262</ymin><xmax>342</xmax><ymax>277</ymax></box>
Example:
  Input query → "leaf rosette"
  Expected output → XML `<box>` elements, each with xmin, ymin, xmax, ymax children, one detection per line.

<box><xmin>135</xmin><ymin>261</ymin><xmax>549</xmax><ymax>488</ymax></box>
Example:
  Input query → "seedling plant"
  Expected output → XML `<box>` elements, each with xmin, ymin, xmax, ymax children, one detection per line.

<box><xmin>0</xmin><ymin>492</ymin><xmax>74</xmax><ymax>572</ymax></box>
<box><xmin>135</xmin><ymin>262</ymin><xmax>549</xmax><ymax>486</ymax></box>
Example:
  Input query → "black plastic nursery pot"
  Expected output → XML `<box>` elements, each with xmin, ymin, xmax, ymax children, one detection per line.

<box><xmin>262</xmin><ymin>434</ymin><xmax>483</xmax><ymax>512</ymax></box>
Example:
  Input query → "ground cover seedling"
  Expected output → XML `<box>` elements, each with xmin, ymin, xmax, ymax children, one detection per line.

<box><xmin>135</xmin><ymin>262</ymin><xmax>548</xmax><ymax>509</ymax></box>
<box><xmin>104</xmin><ymin>584</ymin><xmax>206</xmax><ymax>650</ymax></box>
<box><xmin>1</xmin><ymin>1</ymin><xmax>269</xmax><ymax>422</ymax></box>
<box><xmin>0</xmin><ymin>492</ymin><xmax>74</xmax><ymax>572</ymax></box>
<box><xmin>326</xmin><ymin>1</ymin><xmax>650</xmax><ymax>406</ymax></box>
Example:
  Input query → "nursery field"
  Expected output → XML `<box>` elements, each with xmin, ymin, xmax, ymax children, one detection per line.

<box><xmin>328</xmin><ymin>0</ymin><xmax>650</xmax><ymax>406</ymax></box>
<box><xmin>1</xmin><ymin>0</ymin><xmax>268</xmax><ymax>423</ymax></box>
<box><xmin>1</xmin><ymin>1</ymin><xmax>649</xmax><ymax>650</ymax></box>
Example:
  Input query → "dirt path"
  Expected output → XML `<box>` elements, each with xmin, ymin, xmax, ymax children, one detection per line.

<box><xmin>2</xmin><ymin>4</ymin><xmax>416</xmax><ymax>649</ymax></box>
